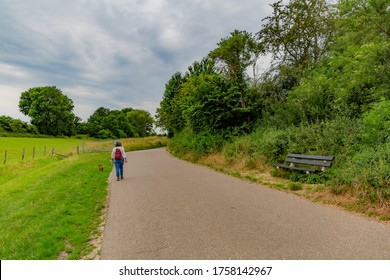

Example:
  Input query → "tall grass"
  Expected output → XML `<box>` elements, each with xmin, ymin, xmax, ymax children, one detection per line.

<box><xmin>84</xmin><ymin>136</ymin><xmax>168</xmax><ymax>153</ymax></box>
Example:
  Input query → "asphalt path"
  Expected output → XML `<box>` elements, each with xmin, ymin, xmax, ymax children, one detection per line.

<box><xmin>100</xmin><ymin>148</ymin><xmax>390</xmax><ymax>260</ymax></box>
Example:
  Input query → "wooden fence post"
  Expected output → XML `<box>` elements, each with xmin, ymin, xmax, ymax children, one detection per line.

<box><xmin>22</xmin><ymin>148</ymin><xmax>25</xmax><ymax>160</ymax></box>
<box><xmin>3</xmin><ymin>150</ymin><xmax>6</xmax><ymax>164</ymax></box>
<box><xmin>44</xmin><ymin>146</ymin><xmax>46</xmax><ymax>157</ymax></box>
<box><xmin>76</xmin><ymin>146</ymin><xmax>80</xmax><ymax>155</ymax></box>
<box><xmin>51</xmin><ymin>147</ymin><xmax>54</xmax><ymax>156</ymax></box>
<box><xmin>33</xmin><ymin>147</ymin><xmax>35</xmax><ymax>159</ymax></box>
<box><xmin>82</xmin><ymin>142</ymin><xmax>85</xmax><ymax>153</ymax></box>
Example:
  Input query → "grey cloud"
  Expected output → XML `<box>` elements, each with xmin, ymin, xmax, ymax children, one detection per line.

<box><xmin>0</xmin><ymin>0</ymin><xmax>272</xmax><ymax>121</ymax></box>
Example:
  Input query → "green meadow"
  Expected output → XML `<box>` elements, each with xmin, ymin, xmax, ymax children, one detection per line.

<box><xmin>0</xmin><ymin>137</ymin><xmax>84</xmax><ymax>164</ymax></box>
<box><xmin>0</xmin><ymin>136</ymin><xmax>167</xmax><ymax>259</ymax></box>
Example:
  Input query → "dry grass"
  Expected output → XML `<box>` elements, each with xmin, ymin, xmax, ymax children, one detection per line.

<box><xmin>83</xmin><ymin>136</ymin><xmax>168</xmax><ymax>153</ymax></box>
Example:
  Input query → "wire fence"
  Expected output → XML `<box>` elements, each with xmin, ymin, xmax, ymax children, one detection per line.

<box><xmin>1</xmin><ymin>137</ymin><xmax>168</xmax><ymax>164</ymax></box>
<box><xmin>2</xmin><ymin>144</ymin><xmax>86</xmax><ymax>164</ymax></box>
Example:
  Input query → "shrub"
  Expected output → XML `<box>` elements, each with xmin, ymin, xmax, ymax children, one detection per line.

<box><xmin>169</xmin><ymin>128</ymin><xmax>224</xmax><ymax>159</ymax></box>
<box><xmin>288</xmin><ymin>182</ymin><xmax>303</xmax><ymax>191</ymax></box>
<box><xmin>97</xmin><ymin>129</ymin><xmax>113</xmax><ymax>139</ymax></box>
<box><xmin>331</xmin><ymin>143</ymin><xmax>390</xmax><ymax>198</ymax></box>
<box><xmin>360</xmin><ymin>99</ymin><xmax>390</xmax><ymax>147</ymax></box>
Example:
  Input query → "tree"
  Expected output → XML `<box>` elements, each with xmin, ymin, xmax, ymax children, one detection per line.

<box><xmin>87</xmin><ymin>107</ymin><xmax>153</xmax><ymax>138</ymax></box>
<box><xmin>209</xmin><ymin>30</ymin><xmax>261</xmax><ymax>108</ymax></box>
<box><xmin>87</xmin><ymin>107</ymin><xmax>111</xmax><ymax>137</ymax></box>
<box><xmin>127</xmin><ymin>110</ymin><xmax>154</xmax><ymax>137</ymax></box>
<box><xmin>0</xmin><ymin>116</ymin><xmax>38</xmax><ymax>134</ymax></box>
<box><xmin>182</xmin><ymin>73</ymin><xmax>244</xmax><ymax>133</ymax></box>
<box><xmin>258</xmin><ymin>0</ymin><xmax>336</xmax><ymax>70</ymax></box>
<box><xmin>156</xmin><ymin>72</ymin><xmax>188</xmax><ymax>136</ymax></box>
<box><xmin>19</xmin><ymin>86</ymin><xmax>78</xmax><ymax>136</ymax></box>
<box><xmin>101</xmin><ymin>109</ymin><xmax>133</xmax><ymax>138</ymax></box>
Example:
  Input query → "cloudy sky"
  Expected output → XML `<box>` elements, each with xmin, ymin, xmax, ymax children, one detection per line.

<box><xmin>0</xmin><ymin>0</ymin><xmax>272</xmax><ymax>122</ymax></box>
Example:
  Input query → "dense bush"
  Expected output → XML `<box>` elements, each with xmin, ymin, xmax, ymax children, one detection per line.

<box><xmin>169</xmin><ymin>128</ymin><xmax>224</xmax><ymax>159</ymax></box>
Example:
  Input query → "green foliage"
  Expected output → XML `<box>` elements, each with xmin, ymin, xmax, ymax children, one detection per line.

<box><xmin>127</xmin><ymin>110</ymin><xmax>154</xmax><ymax>137</ymax></box>
<box><xmin>157</xmin><ymin>34</ymin><xmax>263</xmax><ymax>138</ymax></box>
<box><xmin>19</xmin><ymin>86</ymin><xmax>78</xmax><ymax>136</ymax></box>
<box><xmin>182</xmin><ymin>73</ymin><xmax>254</xmax><ymax>134</ymax></box>
<box><xmin>86</xmin><ymin>107</ymin><xmax>111</xmax><ymax>137</ymax></box>
<box><xmin>360</xmin><ymin>99</ymin><xmax>390</xmax><ymax>146</ymax></box>
<box><xmin>332</xmin><ymin>144</ymin><xmax>390</xmax><ymax>195</ymax></box>
<box><xmin>97</xmin><ymin>129</ymin><xmax>114</xmax><ymax>139</ymax></box>
<box><xmin>169</xmin><ymin>128</ymin><xmax>224</xmax><ymax>159</ymax></box>
<box><xmin>0</xmin><ymin>115</ymin><xmax>38</xmax><ymax>135</ymax></box>
<box><xmin>288</xmin><ymin>182</ymin><xmax>303</xmax><ymax>191</ymax></box>
<box><xmin>87</xmin><ymin>107</ymin><xmax>154</xmax><ymax>139</ymax></box>
<box><xmin>258</xmin><ymin>0</ymin><xmax>336</xmax><ymax>69</ymax></box>
<box><xmin>156</xmin><ymin>72</ymin><xmax>188</xmax><ymax>136</ymax></box>
<box><xmin>209</xmin><ymin>30</ymin><xmax>262</xmax><ymax>105</ymax></box>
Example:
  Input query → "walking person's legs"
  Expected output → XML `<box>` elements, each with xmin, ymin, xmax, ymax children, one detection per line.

<box><xmin>114</xmin><ymin>160</ymin><xmax>121</xmax><ymax>181</ymax></box>
<box><xmin>119</xmin><ymin>159</ymin><xmax>124</xmax><ymax>179</ymax></box>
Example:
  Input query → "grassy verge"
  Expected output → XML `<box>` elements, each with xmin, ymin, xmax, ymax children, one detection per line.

<box><xmin>0</xmin><ymin>153</ymin><xmax>109</xmax><ymax>259</ymax></box>
<box><xmin>0</xmin><ymin>136</ymin><xmax>168</xmax><ymax>259</ymax></box>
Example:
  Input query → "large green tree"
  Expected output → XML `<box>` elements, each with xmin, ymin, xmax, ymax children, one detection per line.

<box><xmin>281</xmin><ymin>0</ymin><xmax>390</xmax><ymax>123</ymax></box>
<box><xmin>87</xmin><ymin>107</ymin><xmax>111</xmax><ymax>138</ymax></box>
<box><xmin>127</xmin><ymin>110</ymin><xmax>154</xmax><ymax>137</ymax></box>
<box><xmin>209</xmin><ymin>30</ymin><xmax>261</xmax><ymax>109</ymax></box>
<box><xmin>19</xmin><ymin>86</ymin><xmax>78</xmax><ymax>136</ymax></box>
<box><xmin>156</xmin><ymin>72</ymin><xmax>187</xmax><ymax>136</ymax></box>
<box><xmin>258</xmin><ymin>0</ymin><xmax>336</xmax><ymax>70</ymax></box>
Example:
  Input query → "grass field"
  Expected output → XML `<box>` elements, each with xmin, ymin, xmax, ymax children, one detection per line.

<box><xmin>0</xmin><ymin>137</ymin><xmax>84</xmax><ymax>164</ymax></box>
<box><xmin>0</xmin><ymin>136</ymin><xmax>167</xmax><ymax>259</ymax></box>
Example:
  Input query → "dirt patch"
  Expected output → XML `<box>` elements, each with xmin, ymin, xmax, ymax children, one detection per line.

<box><xmin>57</xmin><ymin>239</ymin><xmax>75</xmax><ymax>260</ymax></box>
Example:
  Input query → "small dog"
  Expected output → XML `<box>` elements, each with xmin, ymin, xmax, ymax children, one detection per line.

<box><xmin>98</xmin><ymin>164</ymin><xmax>104</xmax><ymax>171</ymax></box>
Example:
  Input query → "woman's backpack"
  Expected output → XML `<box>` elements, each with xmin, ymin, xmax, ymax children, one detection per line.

<box><xmin>114</xmin><ymin>148</ymin><xmax>122</xmax><ymax>160</ymax></box>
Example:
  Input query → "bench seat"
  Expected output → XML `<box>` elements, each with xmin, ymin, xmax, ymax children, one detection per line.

<box><xmin>273</xmin><ymin>153</ymin><xmax>334</xmax><ymax>174</ymax></box>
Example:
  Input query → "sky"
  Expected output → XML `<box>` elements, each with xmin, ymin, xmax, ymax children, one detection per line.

<box><xmin>0</xmin><ymin>0</ymin><xmax>273</xmax><ymax>122</ymax></box>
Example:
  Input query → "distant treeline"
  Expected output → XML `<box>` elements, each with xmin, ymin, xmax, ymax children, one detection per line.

<box><xmin>1</xmin><ymin>86</ymin><xmax>155</xmax><ymax>139</ymax></box>
<box><xmin>157</xmin><ymin>0</ymin><xmax>389</xmax><ymax>202</ymax></box>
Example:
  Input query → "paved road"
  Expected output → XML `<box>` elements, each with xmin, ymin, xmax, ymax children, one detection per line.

<box><xmin>100</xmin><ymin>148</ymin><xmax>390</xmax><ymax>260</ymax></box>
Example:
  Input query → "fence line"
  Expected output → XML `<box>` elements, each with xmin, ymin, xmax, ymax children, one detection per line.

<box><xmin>1</xmin><ymin>144</ymin><xmax>89</xmax><ymax>164</ymax></box>
<box><xmin>1</xmin><ymin>140</ymin><xmax>131</xmax><ymax>164</ymax></box>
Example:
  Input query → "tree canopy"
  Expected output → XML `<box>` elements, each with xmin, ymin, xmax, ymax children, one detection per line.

<box><xmin>87</xmin><ymin>107</ymin><xmax>154</xmax><ymax>139</ymax></box>
<box><xmin>19</xmin><ymin>86</ymin><xmax>78</xmax><ymax>136</ymax></box>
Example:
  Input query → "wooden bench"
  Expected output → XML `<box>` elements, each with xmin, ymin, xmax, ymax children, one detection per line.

<box><xmin>273</xmin><ymin>153</ymin><xmax>335</xmax><ymax>174</ymax></box>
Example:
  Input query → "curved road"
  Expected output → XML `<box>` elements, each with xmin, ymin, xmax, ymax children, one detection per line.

<box><xmin>101</xmin><ymin>148</ymin><xmax>390</xmax><ymax>259</ymax></box>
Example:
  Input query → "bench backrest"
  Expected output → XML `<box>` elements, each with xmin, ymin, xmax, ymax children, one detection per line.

<box><xmin>286</xmin><ymin>153</ymin><xmax>334</xmax><ymax>167</ymax></box>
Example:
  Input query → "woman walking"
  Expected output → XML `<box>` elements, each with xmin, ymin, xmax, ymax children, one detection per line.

<box><xmin>111</xmin><ymin>140</ymin><xmax>127</xmax><ymax>181</ymax></box>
